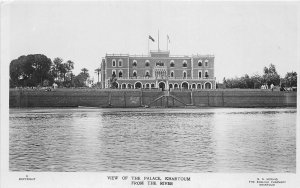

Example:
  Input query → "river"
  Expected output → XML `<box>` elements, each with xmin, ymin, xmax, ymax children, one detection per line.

<box><xmin>9</xmin><ymin>107</ymin><xmax>296</xmax><ymax>172</ymax></box>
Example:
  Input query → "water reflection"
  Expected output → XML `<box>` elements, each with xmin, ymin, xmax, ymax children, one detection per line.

<box><xmin>9</xmin><ymin>108</ymin><xmax>296</xmax><ymax>172</ymax></box>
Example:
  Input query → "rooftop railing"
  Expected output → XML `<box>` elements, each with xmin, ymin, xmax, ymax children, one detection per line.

<box><xmin>115</xmin><ymin>76</ymin><xmax>215</xmax><ymax>80</ymax></box>
<box><xmin>105</xmin><ymin>53</ymin><xmax>214</xmax><ymax>58</ymax></box>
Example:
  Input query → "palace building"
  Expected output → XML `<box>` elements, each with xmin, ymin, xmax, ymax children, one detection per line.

<box><xmin>101</xmin><ymin>50</ymin><xmax>216</xmax><ymax>90</ymax></box>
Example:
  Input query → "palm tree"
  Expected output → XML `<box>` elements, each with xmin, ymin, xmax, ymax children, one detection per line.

<box><xmin>95</xmin><ymin>68</ymin><xmax>101</xmax><ymax>83</ymax></box>
<box><xmin>52</xmin><ymin>57</ymin><xmax>63</xmax><ymax>81</ymax></box>
<box><xmin>66</xmin><ymin>60</ymin><xmax>74</xmax><ymax>71</ymax></box>
<box><xmin>80</xmin><ymin>68</ymin><xmax>89</xmax><ymax>82</ymax></box>
<box><xmin>81</xmin><ymin>68</ymin><xmax>88</xmax><ymax>75</ymax></box>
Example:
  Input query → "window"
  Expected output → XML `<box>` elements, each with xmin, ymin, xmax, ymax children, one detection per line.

<box><xmin>205</xmin><ymin>59</ymin><xmax>208</xmax><ymax>67</ymax></box>
<box><xmin>205</xmin><ymin>82</ymin><xmax>211</xmax><ymax>89</ymax></box>
<box><xmin>145</xmin><ymin>60</ymin><xmax>150</xmax><ymax>67</ymax></box>
<box><xmin>112</xmin><ymin>70</ymin><xmax>116</xmax><ymax>77</ymax></box>
<box><xmin>133</xmin><ymin>70</ymin><xmax>137</xmax><ymax>77</ymax></box>
<box><xmin>156</xmin><ymin>61</ymin><xmax>164</xmax><ymax>66</ymax></box>
<box><xmin>205</xmin><ymin>71</ymin><xmax>209</xmax><ymax>78</ymax></box>
<box><xmin>198</xmin><ymin>71</ymin><xmax>202</xmax><ymax>78</ymax></box>
<box><xmin>145</xmin><ymin>71</ymin><xmax>150</xmax><ymax>77</ymax></box>
<box><xmin>170</xmin><ymin>60</ymin><xmax>175</xmax><ymax>67</ymax></box>
<box><xmin>118</xmin><ymin>59</ymin><xmax>123</xmax><ymax>67</ymax></box>
<box><xmin>197</xmin><ymin>84</ymin><xmax>201</xmax><ymax>89</ymax></box>
<box><xmin>198</xmin><ymin>60</ymin><xmax>202</xmax><ymax>66</ymax></box>
<box><xmin>133</xmin><ymin>60</ymin><xmax>137</xmax><ymax>67</ymax></box>
<box><xmin>118</xmin><ymin>70</ymin><xmax>123</xmax><ymax>78</ymax></box>
<box><xmin>183</xmin><ymin>60</ymin><xmax>187</xmax><ymax>67</ymax></box>
<box><xmin>170</xmin><ymin>71</ymin><xmax>174</xmax><ymax>77</ymax></box>
<box><xmin>183</xmin><ymin>71</ymin><xmax>187</xmax><ymax>78</ymax></box>
<box><xmin>112</xmin><ymin>59</ymin><xmax>116</xmax><ymax>67</ymax></box>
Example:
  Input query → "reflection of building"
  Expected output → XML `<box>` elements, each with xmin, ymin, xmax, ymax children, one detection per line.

<box><xmin>101</xmin><ymin>50</ymin><xmax>216</xmax><ymax>90</ymax></box>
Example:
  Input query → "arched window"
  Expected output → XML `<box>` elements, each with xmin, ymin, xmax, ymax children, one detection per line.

<box><xmin>151</xmin><ymin>83</ymin><xmax>155</xmax><ymax>88</ymax></box>
<box><xmin>205</xmin><ymin>70</ymin><xmax>209</xmax><ymax>78</ymax></box>
<box><xmin>197</xmin><ymin>83</ymin><xmax>201</xmax><ymax>89</ymax></box>
<box><xmin>169</xmin><ymin>84</ymin><xmax>173</xmax><ymax>89</ymax></box>
<box><xmin>198</xmin><ymin>71</ymin><xmax>202</xmax><ymax>78</ymax></box>
<box><xmin>198</xmin><ymin>60</ymin><xmax>202</xmax><ymax>66</ymax></box>
<box><xmin>174</xmin><ymin>83</ymin><xmax>178</xmax><ymax>89</ymax></box>
<box><xmin>112</xmin><ymin>59</ymin><xmax>116</xmax><ymax>67</ymax></box>
<box><xmin>118</xmin><ymin>59</ymin><xmax>123</xmax><ymax>67</ymax></box>
<box><xmin>133</xmin><ymin>60</ymin><xmax>137</xmax><ymax>67</ymax></box>
<box><xmin>118</xmin><ymin>70</ymin><xmax>123</xmax><ymax>78</ymax></box>
<box><xmin>170</xmin><ymin>60</ymin><xmax>175</xmax><ymax>67</ymax></box>
<box><xmin>170</xmin><ymin>71</ymin><xmax>174</xmax><ymax>77</ymax></box>
<box><xmin>183</xmin><ymin>60</ymin><xmax>187</xmax><ymax>67</ymax></box>
<box><xmin>145</xmin><ymin>60</ymin><xmax>150</xmax><ymax>67</ymax></box>
<box><xmin>192</xmin><ymin>84</ymin><xmax>196</xmax><ymax>89</ymax></box>
<box><xmin>183</xmin><ymin>71</ymin><xmax>187</xmax><ymax>78</ymax></box>
<box><xmin>205</xmin><ymin>82</ymin><xmax>211</xmax><ymax>89</ymax></box>
<box><xmin>133</xmin><ymin>70</ymin><xmax>137</xmax><ymax>77</ymax></box>
<box><xmin>145</xmin><ymin>71</ymin><xmax>150</xmax><ymax>77</ymax></box>
<box><xmin>122</xmin><ymin>83</ymin><xmax>126</xmax><ymax>89</ymax></box>
<box><xmin>112</xmin><ymin>70</ymin><xmax>116</xmax><ymax>77</ymax></box>
<box><xmin>182</xmin><ymin>82</ymin><xmax>189</xmax><ymax>89</ymax></box>
<box><xmin>205</xmin><ymin>59</ymin><xmax>208</xmax><ymax>67</ymax></box>
<box><xmin>135</xmin><ymin>82</ymin><xmax>142</xmax><ymax>89</ymax></box>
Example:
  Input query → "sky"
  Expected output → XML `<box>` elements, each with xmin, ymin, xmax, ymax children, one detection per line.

<box><xmin>6</xmin><ymin>1</ymin><xmax>299</xmax><ymax>82</ymax></box>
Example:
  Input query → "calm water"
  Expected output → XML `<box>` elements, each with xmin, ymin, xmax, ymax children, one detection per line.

<box><xmin>9</xmin><ymin>108</ymin><xmax>296</xmax><ymax>172</ymax></box>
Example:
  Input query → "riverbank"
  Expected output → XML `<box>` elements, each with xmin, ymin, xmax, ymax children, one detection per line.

<box><xmin>9</xmin><ymin>88</ymin><xmax>297</xmax><ymax>108</ymax></box>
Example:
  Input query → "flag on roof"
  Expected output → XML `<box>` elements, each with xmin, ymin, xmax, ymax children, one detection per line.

<box><xmin>149</xmin><ymin>35</ymin><xmax>155</xmax><ymax>42</ymax></box>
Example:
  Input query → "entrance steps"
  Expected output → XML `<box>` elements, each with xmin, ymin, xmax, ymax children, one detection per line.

<box><xmin>147</xmin><ymin>91</ymin><xmax>188</xmax><ymax>107</ymax></box>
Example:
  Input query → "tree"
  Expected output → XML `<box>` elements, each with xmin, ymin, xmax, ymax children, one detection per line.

<box><xmin>10</xmin><ymin>59</ymin><xmax>23</xmax><ymax>87</ymax></box>
<box><xmin>250</xmin><ymin>74</ymin><xmax>263</xmax><ymax>89</ymax></box>
<box><xmin>95</xmin><ymin>68</ymin><xmax>101</xmax><ymax>83</ymax></box>
<box><xmin>222</xmin><ymin>77</ymin><xmax>227</xmax><ymax>88</ymax></box>
<box><xmin>109</xmin><ymin>73</ymin><xmax>118</xmax><ymax>89</ymax></box>
<box><xmin>284</xmin><ymin>72</ymin><xmax>297</xmax><ymax>87</ymax></box>
<box><xmin>52</xmin><ymin>57</ymin><xmax>63</xmax><ymax>82</ymax></box>
<box><xmin>10</xmin><ymin>54</ymin><xmax>52</xmax><ymax>87</ymax></box>
<box><xmin>59</xmin><ymin>63</ymin><xmax>68</xmax><ymax>82</ymax></box>
<box><xmin>73</xmin><ymin>68</ymin><xmax>89</xmax><ymax>87</ymax></box>
<box><xmin>64</xmin><ymin>60</ymin><xmax>74</xmax><ymax>82</ymax></box>
<box><xmin>51</xmin><ymin>58</ymin><xmax>75</xmax><ymax>87</ymax></box>
<box><xmin>81</xmin><ymin>68</ymin><xmax>89</xmax><ymax>75</ymax></box>
<box><xmin>262</xmin><ymin>64</ymin><xmax>280</xmax><ymax>86</ymax></box>
<box><xmin>66</xmin><ymin>60</ymin><xmax>74</xmax><ymax>71</ymax></box>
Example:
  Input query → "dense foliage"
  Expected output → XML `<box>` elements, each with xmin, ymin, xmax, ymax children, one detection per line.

<box><xmin>10</xmin><ymin>54</ymin><xmax>53</xmax><ymax>87</ymax></box>
<box><xmin>223</xmin><ymin>64</ymin><xmax>296</xmax><ymax>89</ymax></box>
<box><xmin>10</xmin><ymin>54</ymin><xmax>90</xmax><ymax>88</ymax></box>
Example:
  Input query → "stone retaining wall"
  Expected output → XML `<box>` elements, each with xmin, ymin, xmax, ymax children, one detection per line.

<box><xmin>9</xmin><ymin>89</ymin><xmax>297</xmax><ymax>108</ymax></box>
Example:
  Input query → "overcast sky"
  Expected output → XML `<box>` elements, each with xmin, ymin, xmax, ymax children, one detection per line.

<box><xmin>7</xmin><ymin>1</ymin><xmax>298</xmax><ymax>82</ymax></box>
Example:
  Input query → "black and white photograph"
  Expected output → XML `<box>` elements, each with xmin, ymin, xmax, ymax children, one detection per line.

<box><xmin>0</xmin><ymin>1</ymin><xmax>299</xmax><ymax>188</ymax></box>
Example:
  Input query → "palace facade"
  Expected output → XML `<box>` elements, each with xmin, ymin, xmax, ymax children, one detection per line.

<box><xmin>101</xmin><ymin>50</ymin><xmax>216</xmax><ymax>90</ymax></box>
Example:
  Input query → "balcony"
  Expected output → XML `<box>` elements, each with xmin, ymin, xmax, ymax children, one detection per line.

<box><xmin>117</xmin><ymin>76</ymin><xmax>155</xmax><ymax>80</ymax></box>
<box><xmin>115</xmin><ymin>76</ymin><xmax>215</xmax><ymax>81</ymax></box>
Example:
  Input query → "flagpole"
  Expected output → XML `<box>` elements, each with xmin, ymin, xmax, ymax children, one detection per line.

<box><xmin>148</xmin><ymin>37</ymin><xmax>149</xmax><ymax>56</ymax></box>
<box><xmin>167</xmin><ymin>36</ymin><xmax>168</xmax><ymax>51</ymax></box>
<box><xmin>158</xmin><ymin>30</ymin><xmax>160</xmax><ymax>51</ymax></box>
